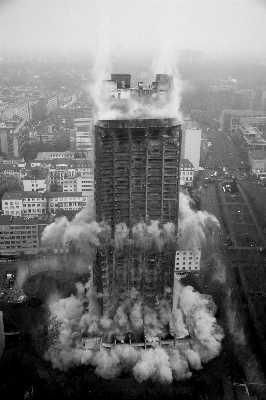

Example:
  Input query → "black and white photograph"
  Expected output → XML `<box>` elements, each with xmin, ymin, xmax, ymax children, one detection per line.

<box><xmin>1</xmin><ymin>0</ymin><xmax>266</xmax><ymax>398</ymax></box>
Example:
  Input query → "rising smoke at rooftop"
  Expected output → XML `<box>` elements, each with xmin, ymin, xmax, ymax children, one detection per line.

<box><xmin>88</xmin><ymin>29</ymin><xmax>184</xmax><ymax>121</ymax></box>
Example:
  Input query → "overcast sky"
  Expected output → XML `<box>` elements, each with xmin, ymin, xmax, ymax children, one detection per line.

<box><xmin>1</xmin><ymin>0</ymin><xmax>266</xmax><ymax>59</ymax></box>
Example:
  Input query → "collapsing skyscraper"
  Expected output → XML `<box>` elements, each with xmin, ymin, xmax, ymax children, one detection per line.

<box><xmin>93</xmin><ymin>74</ymin><xmax>182</xmax><ymax>314</ymax></box>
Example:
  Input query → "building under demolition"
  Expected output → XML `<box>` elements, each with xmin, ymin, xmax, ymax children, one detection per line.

<box><xmin>93</xmin><ymin>74</ymin><xmax>182</xmax><ymax>314</ymax></box>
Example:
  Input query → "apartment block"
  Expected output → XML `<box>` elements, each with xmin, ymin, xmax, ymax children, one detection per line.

<box><xmin>0</xmin><ymin>120</ymin><xmax>29</xmax><ymax>158</ymax></box>
<box><xmin>1</xmin><ymin>100</ymin><xmax>30</xmax><ymax>121</ymax></box>
<box><xmin>175</xmin><ymin>250</ymin><xmax>201</xmax><ymax>278</ymax></box>
<box><xmin>0</xmin><ymin>163</ymin><xmax>26</xmax><ymax>182</ymax></box>
<box><xmin>47</xmin><ymin>192</ymin><xmax>85</xmax><ymax>213</ymax></box>
<box><xmin>2</xmin><ymin>192</ymin><xmax>46</xmax><ymax>217</ymax></box>
<box><xmin>50</xmin><ymin>158</ymin><xmax>93</xmax><ymax>194</ymax></box>
<box><xmin>180</xmin><ymin>159</ymin><xmax>194</xmax><ymax>186</ymax></box>
<box><xmin>0</xmin><ymin>216</ymin><xmax>39</xmax><ymax>256</ymax></box>
<box><xmin>2</xmin><ymin>191</ymin><xmax>85</xmax><ymax>218</ymax></box>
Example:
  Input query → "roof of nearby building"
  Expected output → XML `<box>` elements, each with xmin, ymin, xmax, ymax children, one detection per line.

<box><xmin>2</xmin><ymin>191</ymin><xmax>44</xmax><ymax>200</ymax></box>
<box><xmin>53</xmin><ymin>209</ymin><xmax>80</xmax><ymax>221</ymax></box>
<box><xmin>240</xmin><ymin>124</ymin><xmax>261</xmax><ymax>135</ymax></box>
<box><xmin>180</xmin><ymin>159</ymin><xmax>195</xmax><ymax>169</ymax></box>
<box><xmin>0</xmin><ymin>215</ymin><xmax>38</xmax><ymax>226</ymax></box>
<box><xmin>183</xmin><ymin>116</ymin><xmax>200</xmax><ymax>130</ymax></box>
<box><xmin>0</xmin><ymin>164</ymin><xmax>23</xmax><ymax>171</ymax></box>
<box><xmin>46</xmin><ymin>191</ymin><xmax>82</xmax><ymax>198</ymax></box>
<box><xmin>36</xmin><ymin>151</ymin><xmax>75</xmax><ymax>159</ymax></box>
<box><xmin>29</xmin><ymin>160</ymin><xmax>51</xmax><ymax>165</ymax></box>
<box><xmin>249</xmin><ymin>150</ymin><xmax>266</xmax><ymax>160</ymax></box>
<box><xmin>23</xmin><ymin>167</ymin><xmax>48</xmax><ymax>180</ymax></box>
<box><xmin>50</xmin><ymin>158</ymin><xmax>92</xmax><ymax>168</ymax></box>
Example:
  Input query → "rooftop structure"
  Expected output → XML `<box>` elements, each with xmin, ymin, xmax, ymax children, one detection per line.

<box><xmin>238</xmin><ymin>124</ymin><xmax>266</xmax><ymax>151</ymax></box>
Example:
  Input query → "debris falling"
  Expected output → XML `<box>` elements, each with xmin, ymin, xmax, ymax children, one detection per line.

<box><xmin>44</xmin><ymin>275</ymin><xmax>224</xmax><ymax>382</ymax></box>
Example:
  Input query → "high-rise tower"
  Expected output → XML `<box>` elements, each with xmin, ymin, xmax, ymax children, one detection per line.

<box><xmin>93</xmin><ymin>74</ymin><xmax>182</xmax><ymax>313</ymax></box>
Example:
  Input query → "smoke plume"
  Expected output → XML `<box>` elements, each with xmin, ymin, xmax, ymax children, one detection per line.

<box><xmin>40</xmin><ymin>194</ymin><xmax>222</xmax><ymax>382</ymax></box>
<box><xmin>44</xmin><ymin>274</ymin><xmax>223</xmax><ymax>382</ymax></box>
<box><xmin>178</xmin><ymin>191</ymin><xmax>219</xmax><ymax>252</ymax></box>
<box><xmin>89</xmin><ymin>33</ymin><xmax>183</xmax><ymax>121</ymax></box>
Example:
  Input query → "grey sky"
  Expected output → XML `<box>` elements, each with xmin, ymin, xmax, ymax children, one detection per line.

<box><xmin>1</xmin><ymin>0</ymin><xmax>266</xmax><ymax>58</ymax></box>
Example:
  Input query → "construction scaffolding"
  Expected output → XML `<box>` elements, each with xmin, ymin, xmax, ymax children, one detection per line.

<box><xmin>94</xmin><ymin>118</ymin><xmax>182</xmax><ymax>313</ymax></box>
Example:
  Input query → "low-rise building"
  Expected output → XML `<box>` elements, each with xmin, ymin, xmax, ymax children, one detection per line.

<box><xmin>0</xmin><ymin>215</ymin><xmax>39</xmax><ymax>256</ymax></box>
<box><xmin>35</xmin><ymin>151</ymin><xmax>75</xmax><ymax>160</ymax></box>
<box><xmin>0</xmin><ymin>163</ymin><xmax>26</xmax><ymax>182</ymax></box>
<box><xmin>2</xmin><ymin>190</ymin><xmax>87</xmax><ymax>218</ymax></box>
<box><xmin>175</xmin><ymin>250</ymin><xmax>201</xmax><ymax>278</ymax></box>
<box><xmin>180</xmin><ymin>159</ymin><xmax>194</xmax><ymax>186</ymax></box>
<box><xmin>47</xmin><ymin>192</ymin><xmax>84</xmax><ymax>213</ymax></box>
<box><xmin>50</xmin><ymin>158</ymin><xmax>93</xmax><ymax>195</ymax></box>
<box><xmin>238</xmin><ymin>125</ymin><xmax>266</xmax><ymax>151</ymax></box>
<box><xmin>2</xmin><ymin>191</ymin><xmax>46</xmax><ymax>218</ymax></box>
<box><xmin>22</xmin><ymin>167</ymin><xmax>50</xmax><ymax>193</ymax></box>
<box><xmin>221</xmin><ymin>110</ymin><xmax>266</xmax><ymax>132</ymax></box>
<box><xmin>248</xmin><ymin>149</ymin><xmax>266</xmax><ymax>177</ymax></box>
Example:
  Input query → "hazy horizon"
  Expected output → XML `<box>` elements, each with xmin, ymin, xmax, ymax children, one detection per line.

<box><xmin>1</xmin><ymin>0</ymin><xmax>266</xmax><ymax>60</ymax></box>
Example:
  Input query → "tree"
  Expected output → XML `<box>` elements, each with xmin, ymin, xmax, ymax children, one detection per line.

<box><xmin>24</xmin><ymin>141</ymin><xmax>55</xmax><ymax>161</ymax></box>
<box><xmin>0</xmin><ymin>174</ymin><xmax>21</xmax><ymax>201</ymax></box>
<box><xmin>231</xmin><ymin>178</ymin><xmax>238</xmax><ymax>193</ymax></box>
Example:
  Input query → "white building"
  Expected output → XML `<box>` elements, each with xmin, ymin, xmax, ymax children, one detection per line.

<box><xmin>180</xmin><ymin>159</ymin><xmax>194</xmax><ymax>186</ymax></box>
<box><xmin>47</xmin><ymin>192</ymin><xmax>85</xmax><ymax>213</ymax></box>
<box><xmin>2</xmin><ymin>191</ymin><xmax>86</xmax><ymax>218</ymax></box>
<box><xmin>22</xmin><ymin>167</ymin><xmax>50</xmax><ymax>193</ymax></box>
<box><xmin>62</xmin><ymin>172</ymin><xmax>94</xmax><ymax>197</ymax></box>
<box><xmin>50</xmin><ymin>158</ymin><xmax>93</xmax><ymax>196</ymax></box>
<box><xmin>181</xmin><ymin>116</ymin><xmax>201</xmax><ymax>171</ymax></box>
<box><xmin>2</xmin><ymin>192</ymin><xmax>46</xmax><ymax>217</ymax></box>
<box><xmin>175</xmin><ymin>250</ymin><xmax>201</xmax><ymax>278</ymax></box>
